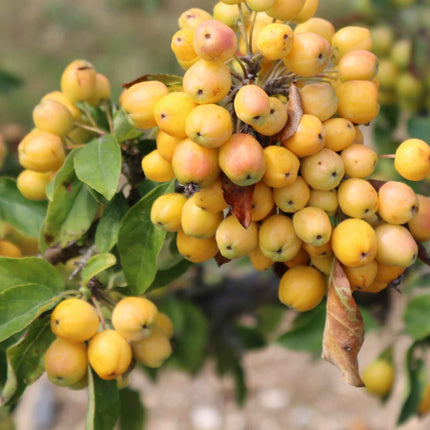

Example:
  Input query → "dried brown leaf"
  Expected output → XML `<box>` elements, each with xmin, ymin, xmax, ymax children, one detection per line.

<box><xmin>322</xmin><ymin>260</ymin><xmax>365</xmax><ymax>387</ymax></box>
<box><xmin>214</xmin><ymin>252</ymin><xmax>231</xmax><ymax>267</ymax></box>
<box><xmin>417</xmin><ymin>241</ymin><xmax>430</xmax><ymax>266</ymax></box>
<box><xmin>220</xmin><ymin>174</ymin><xmax>255</xmax><ymax>229</ymax></box>
<box><xmin>276</xmin><ymin>84</ymin><xmax>303</xmax><ymax>143</ymax></box>
<box><xmin>368</xmin><ymin>179</ymin><xmax>387</xmax><ymax>192</ymax></box>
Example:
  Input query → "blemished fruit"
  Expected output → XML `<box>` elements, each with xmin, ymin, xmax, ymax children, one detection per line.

<box><xmin>60</xmin><ymin>59</ymin><xmax>97</xmax><ymax>103</ymax></box>
<box><xmin>362</xmin><ymin>359</ymin><xmax>394</xmax><ymax>397</ymax></box>
<box><xmin>51</xmin><ymin>298</ymin><xmax>99</xmax><ymax>343</ymax></box>
<box><xmin>131</xmin><ymin>328</ymin><xmax>172</xmax><ymax>368</ymax></box>
<box><xmin>112</xmin><ymin>297</ymin><xmax>159</xmax><ymax>342</ymax></box>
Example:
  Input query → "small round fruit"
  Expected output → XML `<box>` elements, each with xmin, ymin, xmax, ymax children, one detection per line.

<box><xmin>394</xmin><ymin>138</ymin><xmax>430</xmax><ymax>181</ymax></box>
<box><xmin>267</xmin><ymin>0</ymin><xmax>306</xmax><ymax>21</ymax></box>
<box><xmin>17</xmin><ymin>169</ymin><xmax>52</xmax><ymax>201</ymax></box>
<box><xmin>307</xmin><ymin>189</ymin><xmax>338</xmax><ymax>217</ymax></box>
<box><xmin>131</xmin><ymin>328</ymin><xmax>172</xmax><ymax>368</ymax></box>
<box><xmin>294</xmin><ymin>17</ymin><xmax>335</xmax><ymax>43</ymax></box>
<box><xmin>88</xmin><ymin>330</ymin><xmax>132</xmax><ymax>380</ymax></box>
<box><xmin>338</xmin><ymin>50</ymin><xmax>379</xmax><ymax>82</ymax></box>
<box><xmin>343</xmin><ymin>260</ymin><xmax>378</xmax><ymax>291</ymax></box>
<box><xmin>87</xmin><ymin>73</ymin><xmax>111</xmax><ymax>106</ymax></box>
<box><xmin>362</xmin><ymin>359</ymin><xmax>394</xmax><ymax>397</ymax></box>
<box><xmin>257</xmin><ymin>23</ymin><xmax>294</xmax><ymax>60</ymax></box>
<box><xmin>141</xmin><ymin>150</ymin><xmax>175</xmax><ymax>182</ymax></box>
<box><xmin>0</xmin><ymin>240</ymin><xmax>22</xmax><ymax>257</ymax></box>
<box><xmin>33</xmin><ymin>99</ymin><xmax>73</xmax><ymax>138</ymax></box>
<box><xmin>300</xmin><ymin>83</ymin><xmax>338</xmax><ymax>122</ymax></box>
<box><xmin>263</xmin><ymin>145</ymin><xmax>300</xmax><ymax>188</ymax></box>
<box><xmin>176</xmin><ymin>230</ymin><xmax>219</xmax><ymax>263</ymax></box>
<box><xmin>193</xmin><ymin>177</ymin><xmax>228</xmax><ymax>213</ymax></box>
<box><xmin>331</xmin><ymin>26</ymin><xmax>373</xmax><ymax>64</ymax></box>
<box><xmin>408</xmin><ymin>195</ymin><xmax>430</xmax><ymax>242</ymax></box>
<box><xmin>234</xmin><ymin>85</ymin><xmax>270</xmax><ymax>127</ymax></box>
<box><xmin>323</xmin><ymin>117</ymin><xmax>356</xmax><ymax>152</ymax></box>
<box><xmin>155</xmin><ymin>313</ymin><xmax>174</xmax><ymax>340</ymax></box>
<box><xmin>151</xmin><ymin>193</ymin><xmax>187</xmax><ymax>232</ymax></box>
<box><xmin>44</xmin><ymin>338</ymin><xmax>88</xmax><ymax>387</ymax></box>
<box><xmin>112</xmin><ymin>297</ymin><xmax>158</xmax><ymax>342</ymax></box>
<box><xmin>273</xmin><ymin>175</ymin><xmax>310</xmax><ymax>213</ymax></box>
<box><xmin>171</xmin><ymin>28</ymin><xmax>198</xmax><ymax>62</ymax></box>
<box><xmin>42</xmin><ymin>91</ymin><xmax>81</xmax><ymax>121</ymax></box>
<box><xmin>292</xmin><ymin>206</ymin><xmax>332</xmax><ymax>246</ymax></box>
<box><xmin>60</xmin><ymin>59</ymin><xmax>97</xmax><ymax>103</ymax></box>
<box><xmin>338</xmin><ymin>178</ymin><xmax>378</xmax><ymax>219</ymax></box>
<box><xmin>178</xmin><ymin>8</ymin><xmax>212</xmax><ymax>29</ymax></box>
<box><xmin>251</xmin><ymin>181</ymin><xmax>274</xmax><ymax>221</ymax></box>
<box><xmin>278</xmin><ymin>265</ymin><xmax>326</xmax><ymax>312</ymax></box>
<box><xmin>341</xmin><ymin>143</ymin><xmax>378</xmax><ymax>178</ymax></box>
<box><xmin>51</xmin><ymin>298</ymin><xmax>99</xmax><ymax>343</ymax></box>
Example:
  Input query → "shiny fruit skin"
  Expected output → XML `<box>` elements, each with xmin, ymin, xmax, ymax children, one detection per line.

<box><xmin>88</xmin><ymin>330</ymin><xmax>132</xmax><ymax>380</ymax></box>
<box><xmin>278</xmin><ymin>265</ymin><xmax>326</xmax><ymax>312</ymax></box>
<box><xmin>362</xmin><ymin>359</ymin><xmax>394</xmax><ymax>397</ymax></box>
<box><xmin>263</xmin><ymin>145</ymin><xmax>300</xmax><ymax>188</ymax></box>
<box><xmin>408</xmin><ymin>195</ymin><xmax>430</xmax><ymax>242</ymax></box>
<box><xmin>331</xmin><ymin>26</ymin><xmax>373</xmax><ymax>64</ymax></box>
<box><xmin>338</xmin><ymin>178</ymin><xmax>378</xmax><ymax>219</ymax></box>
<box><xmin>32</xmin><ymin>99</ymin><xmax>73</xmax><ymax>138</ymax></box>
<box><xmin>131</xmin><ymin>328</ymin><xmax>172</xmax><ymax>368</ymax></box>
<box><xmin>273</xmin><ymin>176</ymin><xmax>310</xmax><ymax>213</ymax></box>
<box><xmin>394</xmin><ymin>138</ymin><xmax>430</xmax><ymax>181</ymax></box>
<box><xmin>0</xmin><ymin>240</ymin><xmax>22</xmax><ymax>258</ymax></box>
<box><xmin>341</xmin><ymin>143</ymin><xmax>378</xmax><ymax>178</ymax></box>
<box><xmin>141</xmin><ymin>150</ymin><xmax>175</xmax><ymax>183</ymax></box>
<box><xmin>178</xmin><ymin>8</ymin><xmax>212</xmax><ymax>29</ymax></box>
<box><xmin>60</xmin><ymin>59</ymin><xmax>97</xmax><ymax>103</ymax></box>
<box><xmin>267</xmin><ymin>0</ymin><xmax>306</xmax><ymax>21</ymax></box>
<box><xmin>300</xmin><ymin>83</ymin><xmax>338</xmax><ymax>122</ymax></box>
<box><xmin>176</xmin><ymin>230</ymin><xmax>219</xmax><ymax>263</ymax></box>
<box><xmin>151</xmin><ymin>193</ymin><xmax>187</xmax><ymax>232</ymax></box>
<box><xmin>292</xmin><ymin>206</ymin><xmax>332</xmax><ymax>246</ymax></box>
<box><xmin>51</xmin><ymin>298</ymin><xmax>99</xmax><ymax>343</ymax></box>
<box><xmin>155</xmin><ymin>313</ymin><xmax>174</xmax><ymax>340</ymax></box>
<box><xmin>17</xmin><ymin>170</ymin><xmax>52</xmax><ymax>201</ymax></box>
<box><xmin>112</xmin><ymin>297</ymin><xmax>158</xmax><ymax>342</ymax></box>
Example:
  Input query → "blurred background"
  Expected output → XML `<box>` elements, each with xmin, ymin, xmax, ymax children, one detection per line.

<box><xmin>1</xmin><ymin>0</ymin><xmax>430</xmax><ymax>429</ymax></box>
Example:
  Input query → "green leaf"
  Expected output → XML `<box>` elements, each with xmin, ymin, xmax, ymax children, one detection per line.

<box><xmin>74</xmin><ymin>135</ymin><xmax>121</xmax><ymax>201</ymax></box>
<box><xmin>232</xmin><ymin>359</ymin><xmax>246</xmax><ymax>406</ymax></box>
<box><xmin>407</xmin><ymin>116</ymin><xmax>430</xmax><ymax>141</ymax></box>
<box><xmin>397</xmin><ymin>343</ymin><xmax>427</xmax><ymax>425</ymax></box>
<box><xmin>0</xmin><ymin>70</ymin><xmax>23</xmax><ymax>93</ymax></box>
<box><xmin>117</xmin><ymin>181</ymin><xmax>174</xmax><ymax>295</ymax></box>
<box><xmin>147</xmin><ymin>259</ymin><xmax>192</xmax><ymax>292</ymax></box>
<box><xmin>159</xmin><ymin>299</ymin><xmax>187</xmax><ymax>335</ymax></box>
<box><xmin>277</xmin><ymin>302</ymin><xmax>326</xmax><ymax>354</ymax></box>
<box><xmin>81</xmin><ymin>253</ymin><xmax>117</xmax><ymax>285</ymax></box>
<box><xmin>0</xmin><ymin>257</ymin><xmax>63</xmax><ymax>293</ymax></box>
<box><xmin>235</xmin><ymin>325</ymin><xmax>266</xmax><ymax>350</ymax></box>
<box><xmin>86</xmin><ymin>369</ymin><xmax>119</xmax><ymax>430</ymax></box>
<box><xmin>404</xmin><ymin>294</ymin><xmax>430</xmax><ymax>340</ymax></box>
<box><xmin>44</xmin><ymin>177</ymin><xmax>98</xmax><ymax>247</ymax></box>
<box><xmin>0</xmin><ymin>284</ymin><xmax>62</xmax><ymax>342</ymax></box>
<box><xmin>258</xmin><ymin>304</ymin><xmax>285</xmax><ymax>335</ymax></box>
<box><xmin>119</xmin><ymin>388</ymin><xmax>146</xmax><ymax>430</ymax></box>
<box><xmin>95</xmin><ymin>193</ymin><xmax>129</xmax><ymax>253</ymax></box>
<box><xmin>0</xmin><ymin>178</ymin><xmax>47</xmax><ymax>238</ymax></box>
<box><xmin>113</xmin><ymin>110</ymin><xmax>142</xmax><ymax>143</ymax></box>
<box><xmin>0</xmin><ymin>317</ymin><xmax>55</xmax><ymax>406</ymax></box>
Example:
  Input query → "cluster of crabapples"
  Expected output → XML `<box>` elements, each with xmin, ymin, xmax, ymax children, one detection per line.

<box><xmin>16</xmin><ymin>59</ymin><xmax>111</xmax><ymax>201</ymax></box>
<box><xmin>44</xmin><ymin>296</ymin><xmax>173</xmax><ymax>389</ymax></box>
<box><xmin>121</xmin><ymin>1</ymin><xmax>430</xmax><ymax>313</ymax></box>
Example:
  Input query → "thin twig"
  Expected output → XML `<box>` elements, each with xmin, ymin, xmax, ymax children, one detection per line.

<box><xmin>103</xmin><ymin>101</ymin><xmax>114</xmax><ymax>134</ymax></box>
<box><xmin>69</xmin><ymin>244</ymin><xmax>98</xmax><ymax>280</ymax></box>
<box><xmin>91</xmin><ymin>297</ymin><xmax>106</xmax><ymax>330</ymax></box>
<box><xmin>81</xmin><ymin>103</ymin><xmax>99</xmax><ymax>129</ymax></box>
<box><xmin>73</xmin><ymin>122</ymin><xmax>106</xmax><ymax>136</ymax></box>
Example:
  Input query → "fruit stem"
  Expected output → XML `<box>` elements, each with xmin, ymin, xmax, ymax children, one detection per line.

<box><xmin>73</xmin><ymin>122</ymin><xmax>106</xmax><ymax>136</ymax></box>
<box><xmin>102</xmin><ymin>101</ymin><xmax>114</xmax><ymax>134</ymax></box>
<box><xmin>379</xmin><ymin>154</ymin><xmax>395</xmax><ymax>159</ymax></box>
<box><xmin>81</xmin><ymin>103</ymin><xmax>100</xmax><ymax>130</ymax></box>
<box><xmin>248</xmin><ymin>11</ymin><xmax>258</xmax><ymax>55</ymax></box>
<box><xmin>238</xmin><ymin>4</ymin><xmax>250</xmax><ymax>55</ymax></box>
<box><xmin>91</xmin><ymin>296</ymin><xmax>106</xmax><ymax>330</ymax></box>
<box><xmin>233</xmin><ymin>55</ymin><xmax>248</xmax><ymax>78</ymax></box>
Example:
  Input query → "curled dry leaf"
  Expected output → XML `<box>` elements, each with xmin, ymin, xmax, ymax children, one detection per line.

<box><xmin>214</xmin><ymin>252</ymin><xmax>231</xmax><ymax>267</ymax></box>
<box><xmin>220</xmin><ymin>174</ymin><xmax>255</xmax><ymax>229</ymax></box>
<box><xmin>368</xmin><ymin>179</ymin><xmax>387</xmax><ymax>192</ymax></box>
<box><xmin>417</xmin><ymin>241</ymin><xmax>430</xmax><ymax>266</ymax></box>
<box><xmin>276</xmin><ymin>84</ymin><xmax>303</xmax><ymax>143</ymax></box>
<box><xmin>322</xmin><ymin>260</ymin><xmax>365</xmax><ymax>387</ymax></box>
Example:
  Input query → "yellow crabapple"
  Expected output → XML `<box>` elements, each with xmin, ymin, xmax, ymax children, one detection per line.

<box><xmin>263</xmin><ymin>145</ymin><xmax>300</xmax><ymax>188</ymax></box>
<box><xmin>378</xmin><ymin>181</ymin><xmax>419</xmax><ymax>225</ymax></box>
<box><xmin>300</xmin><ymin>83</ymin><xmax>338</xmax><ymax>122</ymax></box>
<box><xmin>267</xmin><ymin>0</ymin><xmax>306</xmax><ymax>21</ymax></box>
<box><xmin>155</xmin><ymin>313</ymin><xmax>174</xmax><ymax>340</ymax></box>
<box><xmin>176</xmin><ymin>230</ymin><xmax>219</xmax><ymax>263</ymax></box>
<box><xmin>251</xmin><ymin>181</ymin><xmax>275</xmax><ymax>221</ymax></box>
<box><xmin>331</xmin><ymin>219</ymin><xmax>377</xmax><ymax>267</ymax></box>
<box><xmin>171</xmin><ymin>28</ymin><xmax>198</xmax><ymax>62</ymax></box>
<box><xmin>122</xmin><ymin>81</ymin><xmax>169</xmax><ymax>130</ymax></box>
<box><xmin>310</xmin><ymin>254</ymin><xmax>334</xmax><ymax>275</ymax></box>
<box><xmin>341</xmin><ymin>143</ymin><xmax>378</xmax><ymax>178</ymax></box>
<box><xmin>273</xmin><ymin>175</ymin><xmax>310</xmax><ymax>213</ymax></box>
<box><xmin>51</xmin><ymin>298</ymin><xmax>99</xmax><ymax>343</ymax></box>
<box><xmin>246</xmin><ymin>0</ymin><xmax>276</xmax><ymax>12</ymax></box>
<box><xmin>32</xmin><ymin>99</ymin><xmax>73</xmax><ymax>138</ymax></box>
<box><xmin>112</xmin><ymin>297</ymin><xmax>158</xmax><ymax>342</ymax></box>
<box><xmin>323</xmin><ymin>117</ymin><xmax>356</xmax><ymax>152</ymax></box>
<box><xmin>131</xmin><ymin>328</ymin><xmax>172</xmax><ymax>368</ymax></box>
<box><xmin>331</xmin><ymin>26</ymin><xmax>373</xmax><ymax>64</ymax></box>
<box><xmin>185</xmin><ymin>104</ymin><xmax>233</xmax><ymax>148</ymax></box>
<box><xmin>220</xmin><ymin>0</ymin><xmax>242</xmax><ymax>4</ymax></box>
<box><xmin>278</xmin><ymin>265</ymin><xmax>326</xmax><ymax>312</ymax></box>
<box><xmin>336</xmin><ymin>80</ymin><xmax>379</xmax><ymax>124</ymax></box>
<box><xmin>88</xmin><ymin>330</ymin><xmax>132</xmax><ymax>381</ymax></box>
<box><xmin>87</xmin><ymin>73</ymin><xmax>111</xmax><ymax>106</ymax></box>
<box><xmin>256</xmin><ymin>23</ymin><xmax>294</xmax><ymax>60</ymax></box>
<box><xmin>259</xmin><ymin>214</ymin><xmax>302</xmax><ymax>262</ymax></box>
<box><xmin>156</xmin><ymin>131</ymin><xmax>181</xmax><ymax>162</ymax></box>
<box><xmin>337</xmin><ymin>50</ymin><xmax>379</xmax><ymax>82</ymax></box>
<box><xmin>394</xmin><ymin>138</ymin><xmax>430</xmax><ymax>181</ymax></box>
<box><xmin>285</xmin><ymin>247</ymin><xmax>310</xmax><ymax>268</ymax></box>
<box><xmin>343</xmin><ymin>260</ymin><xmax>378</xmax><ymax>291</ymax></box>
<box><xmin>183</xmin><ymin>60</ymin><xmax>231</xmax><ymax>104</ymax></box>
<box><xmin>282</xmin><ymin>114</ymin><xmax>326</xmax><ymax>158</ymax></box>
<box><xmin>215</xmin><ymin>216</ymin><xmax>258</xmax><ymax>259</ymax></box>
<box><xmin>60</xmin><ymin>59</ymin><xmax>97</xmax><ymax>103</ymax></box>
<box><xmin>219</xmin><ymin>133</ymin><xmax>266</xmax><ymax>186</ymax></box>
<box><xmin>178</xmin><ymin>8</ymin><xmax>212</xmax><ymax>29</ymax></box>
<box><xmin>250</xmin><ymin>245</ymin><xmax>274</xmax><ymax>271</ymax></box>
<box><xmin>283</xmin><ymin>32</ymin><xmax>330</xmax><ymax>77</ymax></box>
<box><xmin>375</xmin><ymin>262</ymin><xmax>405</xmax><ymax>284</ymax></box>
<box><xmin>0</xmin><ymin>240</ymin><xmax>22</xmax><ymax>258</ymax></box>
<box><xmin>253</xmin><ymin>96</ymin><xmax>288</xmax><ymax>136</ymax></box>
<box><xmin>338</xmin><ymin>178</ymin><xmax>378</xmax><ymax>219</ymax></box>
<box><xmin>172</xmin><ymin>138</ymin><xmax>220</xmax><ymax>187</ymax></box>
<box><xmin>141</xmin><ymin>150</ymin><xmax>175</xmax><ymax>182</ymax></box>
<box><xmin>293</xmin><ymin>0</ymin><xmax>319</xmax><ymax>22</ymax></box>
<box><xmin>181</xmin><ymin>194</ymin><xmax>223</xmax><ymax>238</ymax></box>
<box><xmin>177</xmin><ymin>57</ymin><xmax>199</xmax><ymax>71</ymax></box>
<box><xmin>408</xmin><ymin>195</ymin><xmax>430</xmax><ymax>242</ymax></box>
<box><xmin>193</xmin><ymin>177</ymin><xmax>228</xmax><ymax>213</ymax></box>
<box><xmin>292</xmin><ymin>206</ymin><xmax>332</xmax><ymax>246</ymax></box>
<box><xmin>193</xmin><ymin>19</ymin><xmax>237</xmax><ymax>62</ymax></box>
<box><xmin>371</xmin><ymin>26</ymin><xmax>393</xmax><ymax>58</ymax></box>
<box><xmin>307</xmin><ymin>189</ymin><xmax>338</xmax><ymax>217</ymax></box>
<box><xmin>375</xmin><ymin>224</ymin><xmax>418</xmax><ymax>267</ymax></box>
<box><xmin>154</xmin><ymin>92</ymin><xmax>197</xmax><ymax>138</ymax></box>
<box><xmin>213</xmin><ymin>2</ymin><xmax>242</xmax><ymax>27</ymax></box>
<box><xmin>377</xmin><ymin>59</ymin><xmax>398</xmax><ymax>90</ymax></box>
<box><xmin>362</xmin><ymin>359</ymin><xmax>394</xmax><ymax>397</ymax></box>
<box><xmin>302</xmin><ymin>241</ymin><xmax>332</xmax><ymax>258</ymax></box>
<box><xmin>294</xmin><ymin>17</ymin><xmax>335</xmax><ymax>43</ymax></box>
<box><xmin>17</xmin><ymin>169</ymin><xmax>52</xmax><ymax>201</ymax></box>
<box><xmin>151</xmin><ymin>193</ymin><xmax>187</xmax><ymax>232</ymax></box>
<box><xmin>44</xmin><ymin>338</ymin><xmax>88</xmax><ymax>387</ymax></box>
<box><xmin>300</xmin><ymin>148</ymin><xmax>344</xmax><ymax>191</ymax></box>
<box><xmin>41</xmin><ymin>91</ymin><xmax>81</xmax><ymax>121</ymax></box>
<box><xmin>18</xmin><ymin>130</ymin><xmax>65</xmax><ymax>173</ymax></box>
<box><xmin>234</xmin><ymin>84</ymin><xmax>270</xmax><ymax>127</ymax></box>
